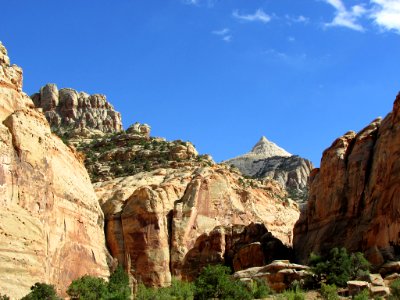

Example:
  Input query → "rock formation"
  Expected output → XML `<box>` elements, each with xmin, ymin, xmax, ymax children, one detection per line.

<box><xmin>31</xmin><ymin>83</ymin><xmax>123</xmax><ymax>137</ymax></box>
<box><xmin>0</xmin><ymin>42</ymin><xmax>110</xmax><ymax>299</ymax></box>
<box><xmin>224</xmin><ymin>136</ymin><xmax>313</xmax><ymax>201</ymax></box>
<box><xmin>294</xmin><ymin>92</ymin><xmax>400</xmax><ymax>266</ymax></box>
<box><xmin>233</xmin><ymin>260</ymin><xmax>310</xmax><ymax>292</ymax></box>
<box><xmin>95</xmin><ymin>164</ymin><xmax>300</xmax><ymax>287</ymax></box>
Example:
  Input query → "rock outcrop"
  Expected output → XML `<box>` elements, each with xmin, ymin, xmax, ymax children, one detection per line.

<box><xmin>95</xmin><ymin>165</ymin><xmax>300</xmax><ymax>287</ymax></box>
<box><xmin>75</xmin><ymin>131</ymin><xmax>209</xmax><ymax>182</ymax></box>
<box><xmin>294</xmin><ymin>92</ymin><xmax>400</xmax><ymax>266</ymax></box>
<box><xmin>0</xmin><ymin>42</ymin><xmax>110</xmax><ymax>299</ymax></box>
<box><xmin>224</xmin><ymin>136</ymin><xmax>313</xmax><ymax>201</ymax></box>
<box><xmin>31</xmin><ymin>83</ymin><xmax>123</xmax><ymax>137</ymax></box>
<box><xmin>233</xmin><ymin>260</ymin><xmax>310</xmax><ymax>292</ymax></box>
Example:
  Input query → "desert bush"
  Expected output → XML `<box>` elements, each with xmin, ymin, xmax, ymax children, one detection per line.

<box><xmin>67</xmin><ymin>275</ymin><xmax>108</xmax><ymax>300</ymax></box>
<box><xmin>0</xmin><ymin>294</ymin><xmax>10</xmax><ymax>300</ymax></box>
<box><xmin>320</xmin><ymin>283</ymin><xmax>339</xmax><ymax>300</ymax></box>
<box><xmin>353</xmin><ymin>288</ymin><xmax>369</xmax><ymax>300</ymax></box>
<box><xmin>309</xmin><ymin>247</ymin><xmax>370</xmax><ymax>287</ymax></box>
<box><xmin>279</xmin><ymin>286</ymin><xmax>305</xmax><ymax>300</ymax></box>
<box><xmin>107</xmin><ymin>266</ymin><xmax>131</xmax><ymax>300</ymax></box>
<box><xmin>135</xmin><ymin>279</ymin><xmax>194</xmax><ymax>300</ymax></box>
<box><xmin>194</xmin><ymin>264</ymin><xmax>252</xmax><ymax>300</ymax></box>
<box><xmin>390</xmin><ymin>278</ymin><xmax>400</xmax><ymax>299</ymax></box>
<box><xmin>250</xmin><ymin>278</ymin><xmax>271</xmax><ymax>298</ymax></box>
<box><xmin>21</xmin><ymin>282</ymin><xmax>61</xmax><ymax>300</ymax></box>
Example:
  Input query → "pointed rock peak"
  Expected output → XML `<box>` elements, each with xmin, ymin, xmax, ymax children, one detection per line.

<box><xmin>250</xmin><ymin>136</ymin><xmax>291</xmax><ymax>158</ymax></box>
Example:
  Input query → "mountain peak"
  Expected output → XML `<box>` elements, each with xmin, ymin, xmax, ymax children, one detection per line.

<box><xmin>250</xmin><ymin>136</ymin><xmax>291</xmax><ymax>157</ymax></box>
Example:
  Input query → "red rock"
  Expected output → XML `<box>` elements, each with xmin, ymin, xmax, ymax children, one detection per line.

<box><xmin>294</xmin><ymin>93</ymin><xmax>400</xmax><ymax>265</ymax></box>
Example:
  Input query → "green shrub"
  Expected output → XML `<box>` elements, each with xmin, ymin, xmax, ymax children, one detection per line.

<box><xmin>353</xmin><ymin>289</ymin><xmax>369</xmax><ymax>300</ymax></box>
<box><xmin>169</xmin><ymin>278</ymin><xmax>195</xmax><ymax>300</ymax></box>
<box><xmin>21</xmin><ymin>282</ymin><xmax>61</xmax><ymax>300</ymax></box>
<box><xmin>107</xmin><ymin>266</ymin><xmax>131</xmax><ymax>300</ymax></box>
<box><xmin>0</xmin><ymin>294</ymin><xmax>10</xmax><ymax>300</ymax></box>
<box><xmin>280</xmin><ymin>286</ymin><xmax>305</xmax><ymax>300</ymax></box>
<box><xmin>250</xmin><ymin>278</ymin><xmax>271</xmax><ymax>298</ymax></box>
<box><xmin>390</xmin><ymin>278</ymin><xmax>400</xmax><ymax>299</ymax></box>
<box><xmin>67</xmin><ymin>275</ymin><xmax>108</xmax><ymax>300</ymax></box>
<box><xmin>320</xmin><ymin>283</ymin><xmax>339</xmax><ymax>300</ymax></box>
<box><xmin>309</xmin><ymin>248</ymin><xmax>370</xmax><ymax>287</ymax></box>
<box><xmin>194</xmin><ymin>264</ymin><xmax>252</xmax><ymax>300</ymax></box>
<box><xmin>135</xmin><ymin>279</ymin><xmax>194</xmax><ymax>300</ymax></box>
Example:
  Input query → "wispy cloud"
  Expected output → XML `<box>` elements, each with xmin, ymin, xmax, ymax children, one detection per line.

<box><xmin>222</xmin><ymin>35</ymin><xmax>232</xmax><ymax>42</ymax></box>
<box><xmin>182</xmin><ymin>0</ymin><xmax>216</xmax><ymax>7</ymax></box>
<box><xmin>182</xmin><ymin>0</ymin><xmax>198</xmax><ymax>5</ymax></box>
<box><xmin>324</xmin><ymin>0</ymin><xmax>367</xmax><ymax>31</ymax></box>
<box><xmin>212</xmin><ymin>28</ymin><xmax>232</xmax><ymax>42</ymax></box>
<box><xmin>370</xmin><ymin>0</ymin><xmax>400</xmax><ymax>33</ymax></box>
<box><xmin>285</xmin><ymin>14</ymin><xmax>310</xmax><ymax>24</ymax></box>
<box><xmin>232</xmin><ymin>8</ymin><xmax>271</xmax><ymax>23</ymax></box>
<box><xmin>212</xmin><ymin>28</ymin><xmax>230</xmax><ymax>35</ymax></box>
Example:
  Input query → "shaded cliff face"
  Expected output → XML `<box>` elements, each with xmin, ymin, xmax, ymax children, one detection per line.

<box><xmin>31</xmin><ymin>83</ymin><xmax>123</xmax><ymax>137</ymax></box>
<box><xmin>294</xmin><ymin>93</ymin><xmax>400</xmax><ymax>266</ymax></box>
<box><xmin>224</xmin><ymin>136</ymin><xmax>313</xmax><ymax>202</ymax></box>
<box><xmin>0</xmin><ymin>42</ymin><xmax>110</xmax><ymax>298</ymax></box>
<box><xmin>95</xmin><ymin>165</ymin><xmax>299</xmax><ymax>287</ymax></box>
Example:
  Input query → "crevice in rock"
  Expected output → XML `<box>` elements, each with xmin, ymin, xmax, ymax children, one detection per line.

<box><xmin>166</xmin><ymin>209</ymin><xmax>174</xmax><ymax>274</ymax></box>
<box><xmin>357</xmin><ymin>128</ymin><xmax>379</xmax><ymax>216</ymax></box>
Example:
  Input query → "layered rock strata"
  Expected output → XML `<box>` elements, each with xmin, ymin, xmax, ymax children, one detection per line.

<box><xmin>31</xmin><ymin>83</ymin><xmax>123</xmax><ymax>137</ymax></box>
<box><xmin>95</xmin><ymin>165</ymin><xmax>300</xmax><ymax>287</ymax></box>
<box><xmin>294</xmin><ymin>93</ymin><xmax>400</xmax><ymax>266</ymax></box>
<box><xmin>0</xmin><ymin>42</ymin><xmax>110</xmax><ymax>299</ymax></box>
<box><xmin>233</xmin><ymin>260</ymin><xmax>310</xmax><ymax>292</ymax></box>
<box><xmin>224</xmin><ymin>136</ymin><xmax>313</xmax><ymax>201</ymax></box>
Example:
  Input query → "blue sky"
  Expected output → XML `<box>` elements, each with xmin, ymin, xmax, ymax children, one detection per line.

<box><xmin>1</xmin><ymin>0</ymin><xmax>399</xmax><ymax>166</ymax></box>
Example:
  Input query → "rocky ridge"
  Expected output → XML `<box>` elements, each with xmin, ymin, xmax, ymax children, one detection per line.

<box><xmin>0</xmin><ymin>42</ymin><xmax>110</xmax><ymax>299</ymax></box>
<box><xmin>294</xmin><ymin>92</ymin><xmax>400</xmax><ymax>266</ymax></box>
<box><xmin>95</xmin><ymin>164</ymin><xmax>300</xmax><ymax>287</ymax></box>
<box><xmin>31</xmin><ymin>83</ymin><xmax>123</xmax><ymax>137</ymax></box>
<box><xmin>224</xmin><ymin>136</ymin><xmax>313</xmax><ymax>201</ymax></box>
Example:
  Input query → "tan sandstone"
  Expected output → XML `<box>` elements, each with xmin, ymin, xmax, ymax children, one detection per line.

<box><xmin>0</xmin><ymin>41</ymin><xmax>110</xmax><ymax>299</ymax></box>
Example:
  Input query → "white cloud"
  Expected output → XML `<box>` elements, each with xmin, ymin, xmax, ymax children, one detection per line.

<box><xmin>324</xmin><ymin>0</ymin><xmax>367</xmax><ymax>31</ymax></box>
<box><xmin>232</xmin><ymin>9</ymin><xmax>271</xmax><ymax>23</ymax></box>
<box><xmin>370</xmin><ymin>0</ymin><xmax>400</xmax><ymax>33</ymax></box>
<box><xmin>212</xmin><ymin>28</ymin><xmax>232</xmax><ymax>42</ymax></box>
<box><xmin>212</xmin><ymin>28</ymin><xmax>230</xmax><ymax>35</ymax></box>
<box><xmin>182</xmin><ymin>0</ymin><xmax>198</xmax><ymax>5</ymax></box>
<box><xmin>285</xmin><ymin>14</ymin><xmax>310</xmax><ymax>24</ymax></box>
<box><xmin>288</xmin><ymin>36</ymin><xmax>296</xmax><ymax>42</ymax></box>
<box><xmin>223</xmin><ymin>35</ymin><xmax>232</xmax><ymax>42</ymax></box>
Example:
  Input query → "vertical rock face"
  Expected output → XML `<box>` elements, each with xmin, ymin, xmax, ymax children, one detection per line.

<box><xmin>294</xmin><ymin>93</ymin><xmax>400</xmax><ymax>266</ymax></box>
<box><xmin>224</xmin><ymin>136</ymin><xmax>313</xmax><ymax>201</ymax></box>
<box><xmin>31</xmin><ymin>83</ymin><xmax>123</xmax><ymax>137</ymax></box>
<box><xmin>0</xmin><ymin>42</ymin><xmax>110</xmax><ymax>299</ymax></box>
<box><xmin>95</xmin><ymin>165</ymin><xmax>299</xmax><ymax>287</ymax></box>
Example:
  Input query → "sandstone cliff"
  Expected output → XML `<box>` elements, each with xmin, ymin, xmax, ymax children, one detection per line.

<box><xmin>294</xmin><ymin>93</ymin><xmax>400</xmax><ymax>266</ymax></box>
<box><xmin>224</xmin><ymin>136</ymin><xmax>313</xmax><ymax>201</ymax></box>
<box><xmin>31</xmin><ymin>83</ymin><xmax>123</xmax><ymax>137</ymax></box>
<box><xmin>95</xmin><ymin>164</ymin><xmax>299</xmax><ymax>287</ymax></box>
<box><xmin>0</xmin><ymin>42</ymin><xmax>110</xmax><ymax>299</ymax></box>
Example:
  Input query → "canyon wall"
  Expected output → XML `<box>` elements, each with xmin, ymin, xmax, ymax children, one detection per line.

<box><xmin>0</xmin><ymin>42</ymin><xmax>110</xmax><ymax>299</ymax></box>
<box><xmin>294</xmin><ymin>93</ymin><xmax>400</xmax><ymax>266</ymax></box>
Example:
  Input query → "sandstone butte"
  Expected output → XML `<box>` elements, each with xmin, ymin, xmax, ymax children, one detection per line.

<box><xmin>0</xmin><ymin>42</ymin><xmax>110</xmax><ymax>299</ymax></box>
<box><xmin>294</xmin><ymin>92</ymin><xmax>400</xmax><ymax>267</ymax></box>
